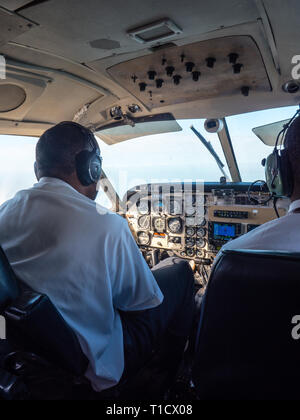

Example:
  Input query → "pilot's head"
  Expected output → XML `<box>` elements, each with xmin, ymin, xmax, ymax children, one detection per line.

<box><xmin>35</xmin><ymin>121</ymin><xmax>102</xmax><ymax>201</ymax></box>
<box><xmin>285</xmin><ymin>114</ymin><xmax>300</xmax><ymax>200</ymax></box>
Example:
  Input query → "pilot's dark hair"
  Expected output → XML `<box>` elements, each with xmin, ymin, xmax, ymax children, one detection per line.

<box><xmin>36</xmin><ymin>121</ymin><xmax>96</xmax><ymax>177</ymax></box>
<box><xmin>285</xmin><ymin>114</ymin><xmax>300</xmax><ymax>182</ymax></box>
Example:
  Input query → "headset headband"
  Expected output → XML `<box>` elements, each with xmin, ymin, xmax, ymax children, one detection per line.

<box><xmin>275</xmin><ymin>107</ymin><xmax>300</xmax><ymax>150</ymax></box>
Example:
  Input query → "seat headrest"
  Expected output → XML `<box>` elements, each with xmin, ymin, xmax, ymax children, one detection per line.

<box><xmin>0</xmin><ymin>247</ymin><xmax>20</xmax><ymax>313</ymax></box>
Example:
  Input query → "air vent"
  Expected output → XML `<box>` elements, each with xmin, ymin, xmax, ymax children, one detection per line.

<box><xmin>0</xmin><ymin>84</ymin><xmax>26</xmax><ymax>112</ymax></box>
<box><xmin>127</xmin><ymin>19</ymin><xmax>182</xmax><ymax>45</ymax></box>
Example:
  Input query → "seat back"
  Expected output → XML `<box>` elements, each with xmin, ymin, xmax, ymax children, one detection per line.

<box><xmin>193</xmin><ymin>250</ymin><xmax>300</xmax><ymax>400</ymax></box>
<box><xmin>0</xmin><ymin>246</ymin><xmax>88</xmax><ymax>377</ymax></box>
<box><xmin>0</xmin><ymin>247</ymin><xmax>20</xmax><ymax>313</ymax></box>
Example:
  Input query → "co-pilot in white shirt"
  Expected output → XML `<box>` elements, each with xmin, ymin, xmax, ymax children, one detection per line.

<box><xmin>220</xmin><ymin>200</ymin><xmax>300</xmax><ymax>253</ymax></box>
<box><xmin>0</xmin><ymin>177</ymin><xmax>163</xmax><ymax>392</ymax></box>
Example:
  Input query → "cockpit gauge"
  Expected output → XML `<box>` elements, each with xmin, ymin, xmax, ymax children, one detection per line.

<box><xmin>185</xmin><ymin>204</ymin><xmax>196</xmax><ymax>216</ymax></box>
<box><xmin>186</xmin><ymin>248</ymin><xmax>195</xmax><ymax>258</ymax></box>
<box><xmin>196</xmin><ymin>238</ymin><xmax>206</xmax><ymax>248</ymax></box>
<box><xmin>153</xmin><ymin>217</ymin><xmax>166</xmax><ymax>232</ymax></box>
<box><xmin>186</xmin><ymin>227</ymin><xmax>195</xmax><ymax>237</ymax></box>
<box><xmin>185</xmin><ymin>217</ymin><xmax>196</xmax><ymax>227</ymax></box>
<box><xmin>137</xmin><ymin>231</ymin><xmax>151</xmax><ymax>246</ymax></box>
<box><xmin>138</xmin><ymin>215</ymin><xmax>151</xmax><ymax>230</ymax></box>
<box><xmin>170</xmin><ymin>200</ymin><xmax>182</xmax><ymax>215</ymax></box>
<box><xmin>186</xmin><ymin>237</ymin><xmax>195</xmax><ymax>247</ymax></box>
<box><xmin>137</xmin><ymin>200</ymin><xmax>150</xmax><ymax>215</ymax></box>
<box><xmin>196</xmin><ymin>195</ymin><xmax>206</xmax><ymax>206</ymax></box>
<box><xmin>168</xmin><ymin>217</ymin><xmax>183</xmax><ymax>234</ymax></box>
<box><xmin>153</xmin><ymin>200</ymin><xmax>165</xmax><ymax>214</ymax></box>
<box><xmin>195</xmin><ymin>217</ymin><xmax>206</xmax><ymax>227</ymax></box>
<box><xmin>196</xmin><ymin>227</ymin><xmax>206</xmax><ymax>237</ymax></box>
<box><xmin>195</xmin><ymin>205</ymin><xmax>206</xmax><ymax>219</ymax></box>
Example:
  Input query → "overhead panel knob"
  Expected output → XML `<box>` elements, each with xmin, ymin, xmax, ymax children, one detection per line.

<box><xmin>228</xmin><ymin>53</ymin><xmax>239</xmax><ymax>64</ymax></box>
<box><xmin>185</xmin><ymin>62</ymin><xmax>195</xmax><ymax>72</ymax></box>
<box><xmin>241</xmin><ymin>86</ymin><xmax>250</xmax><ymax>97</ymax></box>
<box><xmin>206</xmin><ymin>57</ymin><xmax>216</xmax><ymax>68</ymax></box>
<box><xmin>192</xmin><ymin>71</ymin><xmax>201</xmax><ymax>82</ymax></box>
<box><xmin>173</xmin><ymin>75</ymin><xmax>182</xmax><ymax>85</ymax></box>
<box><xmin>156</xmin><ymin>79</ymin><xmax>164</xmax><ymax>89</ymax></box>
<box><xmin>139</xmin><ymin>82</ymin><xmax>147</xmax><ymax>92</ymax></box>
<box><xmin>233</xmin><ymin>63</ymin><xmax>243</xmax><ymax>74</ymax></box>
<box><xmin>166</xmin><ymin>66</ymin><xmax>175</xmax><ymax>77</ymax></box>
<box><xmin>148</xmin><ymin>71</ymin><xmax>157</xmax><ymax>80</ymax></box>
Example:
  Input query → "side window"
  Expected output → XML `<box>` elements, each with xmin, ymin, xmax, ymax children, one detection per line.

<box><xmin>0</xmin><ymin>136</ymin><xmax>37</xmax><ymax>205</ymax></box>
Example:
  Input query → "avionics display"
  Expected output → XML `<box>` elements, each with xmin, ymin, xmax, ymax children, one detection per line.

<box><xmin>213</xmin><ymin>223</ymin><xmax>236</xmax><ymax>240</ymax></box>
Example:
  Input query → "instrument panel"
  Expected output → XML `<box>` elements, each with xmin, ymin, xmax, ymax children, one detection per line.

<box><xmin>125</xmin><ymin>183</ymin><xmax>289</xmax><ymax>289</ymax></box>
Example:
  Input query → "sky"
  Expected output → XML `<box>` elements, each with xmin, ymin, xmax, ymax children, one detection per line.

<box><xmin>0</xmin><ymin>105</ymin><xmax>297</xmax><ymax>208</ymax></box>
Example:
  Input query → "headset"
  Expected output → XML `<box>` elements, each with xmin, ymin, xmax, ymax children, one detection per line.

<box><xmin>75</xmin><ymin>128</ymin><xmax>103</xmax><ymax>187</ymax></box>
<box><xmin>35</xmin><ymin>122</ymin><xmax>103</xmax><ymax>187</ymax></box>
<box><xmin>263</xmin><ymin>107</ymin><xmax>300</xmax><ymax>198</ymax></box>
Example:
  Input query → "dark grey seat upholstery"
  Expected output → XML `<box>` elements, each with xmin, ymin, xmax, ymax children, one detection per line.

<box><xmin>193</xmin><ymin>249</ymin><xmax>300</xmax><ymax>400</ymax></box>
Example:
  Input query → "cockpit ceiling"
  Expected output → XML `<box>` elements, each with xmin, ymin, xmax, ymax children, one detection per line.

<box><xmin>0</xmin><ymin>0</ymin><xmax>299</xmax><ymax>136</ymax></box>
<box><xmin>0</xmin><ymin>0</ymin><xmax>260</xmax><ymax>63</ymax></box>
<box><xmin>108</xmin><ymin>36</ymin><xmax>271</xmax><ymax>111</ymax></box>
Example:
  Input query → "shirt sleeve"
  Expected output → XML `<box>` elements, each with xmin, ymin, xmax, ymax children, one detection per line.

<box><xmin>110</xmin><ymin>219</ymin><xmax>164</xmax><ymax>312</ymax></box>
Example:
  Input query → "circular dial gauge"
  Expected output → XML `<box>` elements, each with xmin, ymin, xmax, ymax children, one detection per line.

<box><xmin>168</xmin><ymin>217</ymin><xmax>183</xmax><ymax>234</ymax></box>
<box><xmin>152</xmin><ymin>200</ymin><xmax>166</xmax><ymax>214</ymax></box>
<box><xmin>154</xmin><ymin>217</ymin><xmax>165</xmax><ymax>232</ymax></box>
<box><xmin>185</xmin><ymin>204</ymin><xmax>196</xmax><ymax>216</ymax></box>
<box><xmin>196</xmin><ymin>238</ymin><xmax>206</xmax><ymax>248</ymax></box>
<box><xmin>186</xmin><ymin>227</ymin><xmax>195</xmax><ymax>237</ymax></box>
<box><xmin>186</xmin><ymin>217</ymin><xmax>196</xmax><ymax>227</ymax></box>
<box><xmin>194</xmin><ymin>217</ymin><xmax>206</xmax><ymax>227</ymax></box>
<box><xmin>196</xmin><ymin>227</ymin><xmax>206</xmax><ymax>238</ymax></box>
<box><xmin>137</xmin><ymin>231</ymin><xmax>151</xmax><ymax>246</ymax></box>
<box><xmin>186</xmin><ymin>237</ymin><xmax>195</xmax><ymax>247</ymax></box>
<box><xmin>138</xmin><ymin>215</ymin><xmax>151</xmax><ymax>230</ymax></box>
<box><xmin>137</xmin><ymin>200</ymin><xmax>150</xmax><ymax>215</ymax></box>
<box><xmin>196</xmin><ymin>195</ymin><xmax>206</xmax><ymax>206</ymax></box>
<box><xmin>186</xmin><ymin>248</ymin><xmax>195</xmax><ymax>258</ymax></box>
<box><xmin>195</xmin><ymin>205</ymin><xmax>206</xmax><ymax>218</ymax></box>
<box><xmin>170</xmin><ymin>200</ymin><xmax>182</xmax><ymax>215</ymax></box>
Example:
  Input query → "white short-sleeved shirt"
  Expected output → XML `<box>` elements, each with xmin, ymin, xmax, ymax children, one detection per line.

<box><xmin>220</xmin><ymin>200</ymin><xmax>300</xmax><ymax>254</ymax></box>
<box><xmin>0</xmin><ymin>177</ymin><xmax>163</xmax><ymax>392</ymax></box>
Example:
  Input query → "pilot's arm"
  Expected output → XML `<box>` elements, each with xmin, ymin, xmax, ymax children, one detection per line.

<box><xmin>110</xmin><ymin>218</ymin><xmax>164</xmax><ymax>312</ymax></box>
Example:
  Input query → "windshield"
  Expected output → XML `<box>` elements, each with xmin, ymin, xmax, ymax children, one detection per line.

<box><xmin>226</xmin><ymin>105</ymin><xmax>299</xmax><ymax>181</ymax></box>
<box><xmin>98</xmin><ymin>105</ymin><xmax>299</xmax><ymax>198</ymax></box>
<box><xmin>0</xmin><ymin>105</ymin><xmax>298</xmax><ymax>208</ymax></box>
<box><xmin>98</xmin><ymin>119</ymin><xmax>229</xmax><ymax>199</ymax></box>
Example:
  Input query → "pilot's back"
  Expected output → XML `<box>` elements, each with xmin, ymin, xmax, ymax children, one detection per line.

<box><xmin>0</xmin><ymin>176</ymin><xmax>162</xmax><ymax>392</ymax></box>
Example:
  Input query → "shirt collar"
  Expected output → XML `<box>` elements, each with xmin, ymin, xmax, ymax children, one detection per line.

<box><xmin>289</xmin><ymin>199</ymin><xmax>300</xmax><ymax>213</ymax></box>
<box><xmin>37</xmin><ymin>177</ymin><xmax>80</xmax><ymax>194</ymax></box>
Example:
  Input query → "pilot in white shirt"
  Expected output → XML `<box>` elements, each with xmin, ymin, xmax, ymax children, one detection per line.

<box><xmin>221</xmin><ymin>113</ymin><xmax>300</xmax><ymax>254</ymax></box>
<box><xmin>0</xmin><ymin>122</ymin><xmax>195</xmax><ymax>394</ymax></box>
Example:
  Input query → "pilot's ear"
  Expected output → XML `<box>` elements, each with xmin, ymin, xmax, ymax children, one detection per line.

<box><xmin>34</xmin><ymin>162</ymin><xmax>39</xmax><ymax>181</ymax></box>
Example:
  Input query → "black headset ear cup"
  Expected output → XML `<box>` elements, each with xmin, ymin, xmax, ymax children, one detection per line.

<box><xmin>75</xmin><ymin>150</ymin><xmax>102</xmax><ymax>186</ymax></box>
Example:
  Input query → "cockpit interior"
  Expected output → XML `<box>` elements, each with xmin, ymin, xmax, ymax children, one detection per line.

<box><xmin>0</xmin><ymin>0</ymin><xmax>300</xmax><ymax>402</ymax></box>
